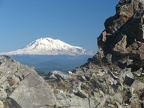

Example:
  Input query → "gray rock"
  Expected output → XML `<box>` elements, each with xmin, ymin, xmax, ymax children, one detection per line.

<box><xmin>9</xmin><ymin>72</ymin><xmax>56</xmax><ymax>108</ymax></box>
<box><xmin>0</xmin><ymin>88</ymin><xmax>7</xmax><ymax>101</ymax></box>
<box><xmin>131</xmin><ymin>80</ymin><xmax>144</xmax><ymax>91</ymax></box>
<box><xmin>74</xmin><ymin>90</ymin><xmax>89</xmax><ymax>98</ymax></box>
<box><xmin>96</xmin><ymin>96</ymin><xmax>108</xmax><ymax>108</ymax></box>
<box><xmin>115</xmin><ymin>102</ymin><xmax>123</xmax><ymax>108</ymax></box>
<box><xmin>0</xmin><ymin>100</ymin><xmax>4</xmax><ymax>108</ymax></box>
<box><xmin>77</xmin><ymin>75</ymin><xmax>87</xmax><ymax>81</ymax></box>
<box><xmin>47</xmin><ymin>71</ymin><xmax>71</xmax><ymax>81</ymax></box>
<box><xmin>113</xmin><ymin>93</ymin><xmax>123</xmax><ymax>104</ymax></box>
<box><xmin>1</xmin><ymin>0</ymin><xmax>144</xmax><ymax>108</ymax></box>
<box><xmin>0</xmin><ymin>56</ymin><xmax>56</xmax><ymax>108</ymax></box>
<box><xmin>55</xmin><ymin>91</ymin><xmax>95</xmax><ymax>108</ymax></box>
<box><xmin>125</xmin><ymin>68</ymin><xmax>134</xmax><ymax>79</ymax></box>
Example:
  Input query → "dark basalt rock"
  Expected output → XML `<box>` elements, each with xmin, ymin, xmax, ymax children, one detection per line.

<box><xmin>1</xmin><ymin>0</ymin><xmax>144</xmax><ymax>108</ymax></box>
<box><xmin>92</xmin><ymin>0</ymin><xmax>144</xmax><ymax>71</ymax></box>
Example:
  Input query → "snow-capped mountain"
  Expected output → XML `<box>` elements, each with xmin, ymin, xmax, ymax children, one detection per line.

<box><xmin>0</xmin><ymin>37</ymin><xmax>93</xmax><ymax>56</ymax></box>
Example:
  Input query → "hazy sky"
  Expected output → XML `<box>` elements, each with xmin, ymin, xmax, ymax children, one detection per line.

<box><xmin>0</xmin><ymin>0</ymin><xmax>119</xmax><ymax>52</ymax></box>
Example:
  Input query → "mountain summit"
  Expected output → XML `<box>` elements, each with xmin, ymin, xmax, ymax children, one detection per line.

<box><xmin>1</xmin><ymin>37</ymin><xmax>93</xmax><ymax>55</ymax></box>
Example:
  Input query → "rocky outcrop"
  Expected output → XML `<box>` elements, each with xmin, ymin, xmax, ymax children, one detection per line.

<box><xmin>45</xmin><ymin>64</ymin><xmax>144</xmax><ymax>108</ymax></box>
<box><xmin>1</xmin><ymin>0</ymin><xmax>144</xmax><ymax>108</ymax></box>
<box><xmin>0</xmin><ymin>56</ymin><xmax>56</xmax><ymax>108</ymax></box>
<box><xmin>96</xmin><ymin>0</ymin><xmax>144</xmax><ymax>70</ymax></box>
<box><xmin>0</xmin><ymin>56</ymin><xmax>97</xmax><ymax>108</ymax></box>
<box><xmin>45</xmin><ymin>0</ymin><xmax>144</xmax><ymax>107</ymax></box>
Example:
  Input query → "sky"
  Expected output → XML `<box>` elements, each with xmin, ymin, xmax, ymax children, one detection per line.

<box><xmin>0</xmin><ymin>0</ymin><xmax>119</xmax><ymax>52</ymax></box>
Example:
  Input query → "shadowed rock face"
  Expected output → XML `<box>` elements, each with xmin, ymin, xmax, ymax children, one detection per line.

<box><xmin>1</xmin><ymin>0</ymin><xmax>144</xmax><ymax>108</ymax></box>
<box><xmin>70</xmin><ymin>0</ymin><xmax>144</xmax><ymax>107</ymax></box>
<box><xmin>46</xmin><ymin>1</ymin><xmax>144</xmax><ymax>108</ymax></box>
<box><xmin>95</xmin><ymin>0</ymin><xmax>144</xmax><ymax>70</ymax></box>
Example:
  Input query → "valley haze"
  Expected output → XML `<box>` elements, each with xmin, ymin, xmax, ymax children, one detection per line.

<box><xmin>0</xmin><ymin>37</ymin><xmax>93</xmax><ymax>73</ymax></box>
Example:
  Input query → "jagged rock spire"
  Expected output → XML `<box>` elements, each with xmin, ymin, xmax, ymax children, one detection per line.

<box><xmin>94</xmin><ymin>0</ymin><xmax>144</xmax><ymax>70</ymax></box>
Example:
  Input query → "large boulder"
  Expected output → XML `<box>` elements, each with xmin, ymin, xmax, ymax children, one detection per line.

<box><xmin>1</xmin><ymin>0</ymin><xmax>144</xmax><ymax>108</ymax></box>
<box><xmin>9</xmin><ymin>72</ymin><xmax>56</xmax><ymax>108</ymax></box>
<box><xmin>0</xmin><ymin>56</ymin><xmax>56</xmax><ymax>108</ymax></box>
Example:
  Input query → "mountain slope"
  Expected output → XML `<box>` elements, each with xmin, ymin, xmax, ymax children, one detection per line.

<box><xmin>0</xmin><ymin>37</ymin><xmax>93</xmax><ymax>55</ymax></box>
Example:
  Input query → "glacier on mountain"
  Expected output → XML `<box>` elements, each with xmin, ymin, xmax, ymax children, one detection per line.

<box><xmin>0</xmin><ymin>37</ymin><xmax>93</xmax><ymax>56</ymax></box>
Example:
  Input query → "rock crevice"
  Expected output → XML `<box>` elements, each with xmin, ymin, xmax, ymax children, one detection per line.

<box><xmin>1</xmin><ymin>0</ymin><xmax>144</xmax><ymax>108</ymax></box>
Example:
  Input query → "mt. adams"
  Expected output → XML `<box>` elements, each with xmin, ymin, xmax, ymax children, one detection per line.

<box><xmin>1</xmin><ymin>37</ymin><xmax>93</xmax><ymax>56</ymax></box>
<box><xmin>0</xmin><ymin>37</ymin><xmax>93</xmax><ymax>72</ymax></box>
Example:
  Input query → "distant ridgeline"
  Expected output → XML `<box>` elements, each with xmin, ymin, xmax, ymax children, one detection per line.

<box><xmin>11</xmin><ymin>55</ymin><xmax>92</xmax><ymax>74</ymax></box>
<box><xmin>1</xmin><ymin>0</ymin><xmax>144</xmax><ymax>108</ymax></box>
<box><xmin>0</xmin><ymin>37</ymin><xmax>93</xmax><ymax>74</ymax></box>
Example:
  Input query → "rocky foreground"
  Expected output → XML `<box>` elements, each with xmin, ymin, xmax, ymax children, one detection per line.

<box><xmin>1</xmin><ymin>0</ymin><xmax>144</xmax><ymax>108</ymax></box>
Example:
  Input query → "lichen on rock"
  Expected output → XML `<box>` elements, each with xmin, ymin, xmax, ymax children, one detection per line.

<box><xmin>1</xmin><ymin>0</ymin><xmax>144</xmax><ymax>108</ymax></box>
